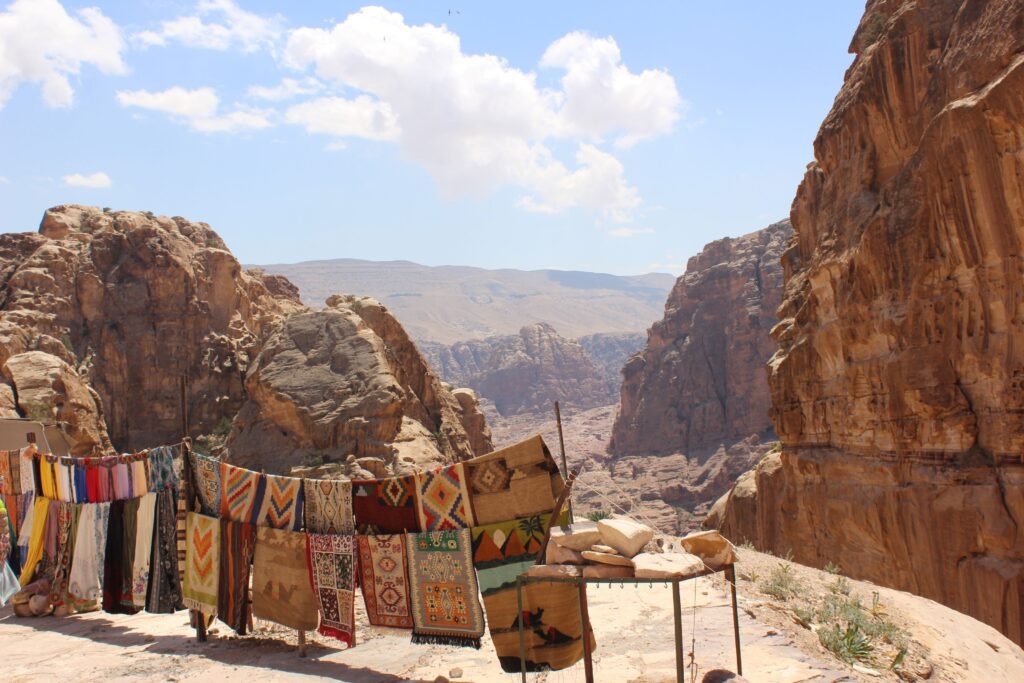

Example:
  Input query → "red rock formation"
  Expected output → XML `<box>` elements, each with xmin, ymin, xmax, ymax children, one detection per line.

<box><xmin>713</xmin><ymin>0</ymin><xmax>1024</xmax><ymax>645</ymax></box>
<box><xmin>610</xmin><ymin>221</ymin><xmax>791</xmax><ymax>456</ymax></box>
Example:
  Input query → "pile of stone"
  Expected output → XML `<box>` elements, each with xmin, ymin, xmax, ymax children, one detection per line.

<box><xmin>529</xmin><ymin>517</ymin><xmax>737</xmax><ymax>581</ymax></box>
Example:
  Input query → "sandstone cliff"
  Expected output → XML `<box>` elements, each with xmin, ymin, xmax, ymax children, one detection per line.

<box><xmin>225</xmin><ymin>294</ymin><xmax>493</xmax><ymax>476</ymax></box>
<box><xmin>577</xmin><ymin>332</ymin><xmax>645</xmax><ymax>396</ymax></box>
<box><xmin>611</xmin><ymin>221</ymin><xmax>791</xmax><ymax>456</ymax></box>
<box><xmin>714</xmin><ymin>0</ymin><xmax>1024</xmax><ymax>645</ymax></box>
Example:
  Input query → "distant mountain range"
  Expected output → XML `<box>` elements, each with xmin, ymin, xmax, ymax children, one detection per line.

<box><xmin>256</xmin><ymin>258</ymin><xmax>675</xmax><ymax>344</ymax></box>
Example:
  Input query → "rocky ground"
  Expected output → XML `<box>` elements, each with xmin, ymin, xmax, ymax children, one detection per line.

<box><xmin>3</xmin><ymin>547</ymin><xmax>1021</xmax><ymax>682</ymax></box>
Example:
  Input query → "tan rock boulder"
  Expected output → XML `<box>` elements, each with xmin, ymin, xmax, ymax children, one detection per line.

<box><xmin>590</xmin><ymin>544</ymin><xmax>617</xmax><ymax>554</ymax></box>
<box><xmin>546</xmin><ymin>542</ymin><xmax>585</xmax><ymax>565</ymax></box>
<box><xmin>633</xmin><ymin>552</ymin><xmax>704</xmax><ymax>579</ymax></box>
<box><xmin>581</xmin><ymin>550</ymin><xmax>633</xmax><ymax>567</ymax></box>
<box><xmin>582</xmin><ymin>564</ymin><xmax>634</xmax><ymax>579</ymax></box>
<box><xmin>550</xmin><ymin>521</ymin><xmax>601</xmax><ymax>551</ymax></box>
<box><xmin>680</xmin><ymin>530</ymin><xmax>736</xmax><ymax>569</ymax></box>
<box><xmin>597</xmin><ymin>518</ymin><xmax>654</xmax><ymax>558</ymax></box>
<box><xmin>451</xmin><ymin>387</ymin><xmax>493</xmax><ymax>456</ymax></box>
<box><xmin>526</xmin><ymin>564</ymin><xmax>581</xmax><ymax>579</ymax></box>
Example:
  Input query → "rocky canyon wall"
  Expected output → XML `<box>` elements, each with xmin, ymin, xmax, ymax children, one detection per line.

<box><xmin>713</xmin><ymin>0</ymin><xmax>1024</xmax><ymax>645</ymax></box>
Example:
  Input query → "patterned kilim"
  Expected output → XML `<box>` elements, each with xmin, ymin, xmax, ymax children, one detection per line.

<box><xmin>306</xmin><ymin>533</ymin><xmax>357</xmax><ymax>646</ymax></box>
<box><xmin>219</xmin><ymin>463</ymin><xmax>264</xmax><ymax>524</ymax></box>
<box><xmin>471</xmin><ymin>512</ymin><xmax>563</xmax><ymax>572</ymax></box>
<box><xmin>218</xmin><ymin>518</ymin><xmax>256</xmax><ymax>633</ymax></box>
<box><xmin>304</xmin><ymin>478</ymin><xmax>354</xmax><ymax>534</ymax></box>
<box><xmin>252</xmin><ymin>526</ymin><xmax>319</xmax><ymax>631</ymax></box>
<box><xmin>465</xmin><ymin>435</ymin><xmax>564</xmax><ymax>525</ymax></box>
<box><xmin>356</xmin><ymin>534</ymin><xmax>412</xmax><ymax>629</ymax></box>
<box><xmin>182</xmin><ymin>512</ymin><xmax>220</xmax><ymax>616</ymax></box>
<box><xmin>406</xmin><ymin>529</ymin><xmax>485</xmax><ymax>648</ymax></box>
<box><xmin>353</xmin><ymin>475</ymin><xmax>419</xmax><ymax>534</ymax></box>
<box><xmin>415</xmin><ymin>464</ymin><xmax>474</xmax><ymax>531</ymax></box>
<box><xmin>191</xmin><ymin>453</ymin><xmax>221</xmax><ymax>516</ymax></box>
<box><xmin>257</xmin><ymin>474</ymin><xmax>304</xmax><ymax>531</ymax></box>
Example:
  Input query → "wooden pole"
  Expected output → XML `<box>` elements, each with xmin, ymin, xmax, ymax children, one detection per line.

<box><xmin>517</xmin><ymin>576</ymin><xmax>527</xmax><ymax>683</ymax></box>
<box><xmin>577</xmin><ymin>577</ymin><xmax>595</xmax><ymax>683</ymax></box>
<box><xmin>553</xmin><ymin>401</ymin><xmax>573</xmax><ymax>521</ymax></box>
<box><xmin>672</xmin><ymin>580</ymin><xmax>684</xmax><ymax>683</ymax></box>
<box><xmin>534</xmin><ymin>468</ymin><xmax>578</xmax><ymax>565</ymax></box>
<box><xmin>297</xmin><ymin>629</ymin><xmax>307</xmax><ymax>657</ymax></box>
<box><xmin>726</xmin><ymin>564</ymin><xmax>742</xmax><ymax>675</ymax></box>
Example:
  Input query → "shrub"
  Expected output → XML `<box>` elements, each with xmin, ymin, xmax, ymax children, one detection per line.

<box><xmin>585</xmin><ymin>509</ymin><xmax>611</xmax><ymax>522</ymax></box>
<box><xmin>759</xmin><ymin>563</ymin><xmax>799</xmax><ymax>601</ymax></box>
<box><xmin>819</xmin><ymin>623</ymin><xmax>874</xmax><ymax>664</ymax></box>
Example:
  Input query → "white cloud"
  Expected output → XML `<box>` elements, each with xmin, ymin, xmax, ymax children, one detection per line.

<box><xmin>607</xmin><ymin>226</ymin><xmax>655</xmax><ymax>237</ymax></box>
<box><xmin>117</xmin><ymin>86</ymin><xmax>272</xmax><ymax>133</ymax></box>
<box><xmin>0</xmin><ymin>0</ymin><xmax>125</xmax><ymax>109</ymax></box>
<box><xmin>134</xmin><ymin>0</ymin><xmax>282</xmax><ymax>53</ymax></box>
<box><xmin>63</xmin><ymin>171</ymin><xmax>111</xmax><ymax>188</ymax></box>
<box><xmin>283</xmin><ymin>7</ymin><xmax>682</xmax><ymax>222</ymax></box>
<box><xmin>247</xmin><ymin>77</ymin><xmax>322</xmax><ymax>101</ymax></box>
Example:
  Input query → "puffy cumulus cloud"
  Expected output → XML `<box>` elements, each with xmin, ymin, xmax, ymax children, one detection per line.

<box><xmin>134</xmin><ymin>0</ymin><xmax>282</xmax><ymax>53</ymax></box>
<box><xmin>0</xmin><ymin>0</ymin><xmax>125</xmax><ymax>109</ymax></box>
<box><xmin>247</xmin><ymin>77</ymin><xmax>322</xmax><ymax>101</ymax></box>
<box><xmin>283</xmin><ymin>6</ymin><xmax>681</xmax><ymax>222</ymax></box>
<box><xmin>63</xmin><ymin>171</ymin><xmax>112</xmax><ymax>188</ymax></box>
<box><xmin>117</xmin><ymin>86</ymin><xmax>271</xmax><ymax>133</ymax></box>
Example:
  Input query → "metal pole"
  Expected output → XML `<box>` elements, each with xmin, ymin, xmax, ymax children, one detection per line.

<box><xmin>554</xmin><ymin>401</ymin><xmax>573</xmax><ymax>521</ymax></box>
<box><xmin>517</xmin><ymin>576</ymin><xmax>527</xmax><ymax>683</ymax></box>
<box><xmin>726</xmin><ymin>564</ymin><xmax>742</xmax><ymax>675</ymax></box>
<box><xmin>672</xmin><ymin>579</ymin><xmax>684</xmax><ymax>683</ymax></box>
<box><xmin>577</xmin><ymin>577</ymin><xmax>595</xmax><ymax>683</ymax></box>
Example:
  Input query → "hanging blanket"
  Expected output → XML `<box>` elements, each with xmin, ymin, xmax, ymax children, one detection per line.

<box><xmin>112</xmin><ymin>461</ymin><xmax>132</xmax><ymax>501</ymax></box>
<box><xmin>182</xmin><ymin>512</ymin><xmax>220</xmax><ymax>616</ymax></box>
<box><xmin>353</xmin><ymin>475</ymin><xmax>419</xmax><ymax>534</ymax></box>
<box><xmin>415</xmin><ymin>464</ymin><xmax>474</xmax><ymax>531</ymax></box>
<box><xmin>190</xmin><ymin>452</ymin><xmax>220</xmax><ymax>515</ymax></box>
<box><xmin>356</xmin><ymin>534</ymin><xmax>412</xmax><ymax>629</ymax></box>
<box><xmin>304</xmin><ymin>479</ymin><xmax>354</xmax><ymax>534</ymax></box>
<box><xmin>67</xmin><ymin>502</ymin><xmax>109</xmax><ymax>611</ymax></box>
<box><xmin>48</xmin><ymin>502</ymin><xmax>76</xmax><ymax>608</ymax></box>
<box><xmin>131</xmin><ymin>493</ymin><xmax>157</xmax><ymax>608</ymax></box>
<box><xmin>465</xmin><ymin>435</ymin><xmax>564</xmax><ymax>525</ymax></box>
<box><xmin>148</xmin><ymin>446</ymin><xmax>179</xmax><ymax>493</ymax></box>
<box><xmin>252</xmin><ymin>526</ymin><xmax>319</xmax><ymax>630</ymax></box>
<box><xmin>19</xmin><ymin>495</ymin><xmax>49</xmax><ymax>584</ymax></box>
<box><xmin>306</xmin><ymin>533</ymin><xmax>357</xmax><ymax>646</ymax></box>
<box><xmin>220</xmin><ymin>463</ymin><xmax>264</xmax><ymax>524</ymax></box>
<box><xmin>218</xmin><ymin>518</ymin><xmax>256</xmax><ymax>633</ymax></box>
<box><xmin>406</xmin><ymin>529</ymin><xmax>485</xmax><ymax>648</ymax></box>
<box><xmin>147</xmin><ymin>489</ymin><xmax>183</xmax><ymax>614</ymax></box>
<box><xmin>257</xmin><ymin>473</ymin><xmax>304</xmax><ymax>531</ymax></box>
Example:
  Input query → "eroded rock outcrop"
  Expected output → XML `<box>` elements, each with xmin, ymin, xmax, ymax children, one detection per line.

<box><xmin>226</xmin><ymin>294</ymin><xmax>493</xmax><ymax>475</ymax></box>
<box><xmin>611</xmin><ymin>221</ymin><xmax>790</xmax><ymax>456</ymax></box>
<box><xmin>714</xmin><ymin>0</ymin><xmax>1024</xmax><ymax>645</ymax></box>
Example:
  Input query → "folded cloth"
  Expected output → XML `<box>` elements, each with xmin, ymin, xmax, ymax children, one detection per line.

<box><xmin>102</xmin><ymin>499</ymin><xmax>133</xmax><ymax>613</ymax></box>
<box><xmin>19</xmin><ymin>495</ymin><xmax>49</xmax><ymax>584</ymax></box>
<box><xmin>73</xmin><ymin>464</ymin><xmax>88</xmax><ymax>503</ymax></box>
<box><xmin>146</xmin><ymin>488</ymin><xmax>183</xmax><ymax>614</ymax></box>
<box><xmin>219</xmin><ymin>463</ymin><xmax>264</xmax><ymax>525</ymax></box>
<box><xmin>148</xmin><ymin>446</ymin><xmax>179</xmax><ymax>493</ymax></box>
<box><xmin>55</xmin><ymin>460</ymin><xmax>73</xmax><ymax>502</ymax></box>
<box><xmin>112</xmin><ymin>462</ymin><xmax>132</xmax><ymax>501</ymax></box>
<box><xmin>217</xmin><ymin>518</ymin><xmax>256</xmax><ymax>633</ymax></box>
<box><xmin>415</xmin><ymin>463</ymin><xmax>475</xmax><ymax>531</ymax></box>
<box><xmin>306</xmin><ymin>533</ymin><xmax>357</xmax><ymax>646</ymax></box>
<box><xmin>303</xmin><ymin>479</ymin><xmax>354</xmax><ymax>534</ymax></box>
<box><xmin>353</xmin><ymin>475</ymin><xmax>419</xmax><ymax>534</ymax></box>
<box><xmin>465</xmin><ymin>435</ymin><xmax>564</xmax><ymax>526</ymax></box>
<box><xmin>356</xmin><ymin>534</ymin><xmax>413</xmax><ymax>629</ymax></box>
<box><xmin>131</xmin><ymin>459</ymin><xmax>149</xmax><ymax>498</ymax></box>
<box><xmin>182</xmin><ymin>512</ymin><xmax>220</xmax><ymax>616</ymax></box>
<box><xmin>39</xmin><ymin>458</ymin><xmax>56</xmax><ymax>500</ymax></box>
<box><xmin>257</xmin><ymin>473</ymin><xmax>304</xmax><ymax>531</ymax></box>
<box><xmin>86</xmin><ymin>463</ymin><xmax>102</xmax><ymax>502</ymax></box>
<box><xmin>98</xmin><ymin>456</ymin><xmax>116</xmax><ymax>502</ymax></box>
<box><xmin>252</xmin><ymin>526</ymin><xmax>319</xmax><ymax>631</ymax></box>
<box><xmin>131</xmin><ymin>493</ymin><xmax>157</xmax><ymax>608</ymax></box>
<box><xmin>68</xmin><ymin>502</ymin><xmax>110</xmax><ymax>612</ymax></box>
<box><xmin>406</xmin><ymin>529</ymin><xmax>485</xmax><ymax>648</ymax></box>
<box><xmin>190</xmin><ymin>452</ymin><xmax>220</xmax><ymax>516</ymax></box>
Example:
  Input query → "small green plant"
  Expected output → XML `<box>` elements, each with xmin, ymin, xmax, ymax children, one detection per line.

<box><xmin>304</xmin><ymin>453</ymin><xmax>325</xmax><ymax>467</ymax></box>
<box><xmin>739</xmin><ymin>540</ymin><xmax>756</xmax><ymax>551</ymax></box>
<box><xmin>793</xmin><ymin>606</ymin><xmax>815</xmax><ymax>629</ymax></box>
<box><xmin>830</xmin><ymin>576</ymin><xmax>852</xmax><ymax>596</ymax></box>
<box><xmin>585</xmin><ymin>509</ymin><xmax>611</xmax><ymax>522</ymax></box>
<box><xmin>759</xmin><ymin>563</ymin><xmax>799</xmax><ymax>601</ymax></box>
<box><xmin>819</xmin><ymin>623</ymin><xmax>874</xmax><ymax>664</ymax></box>
<box><xmin>890</xmin><ymin>646</ymin><xmax>907</xmax><ymax>671</ymax></box>
<box><xmin>824</xmin><ymin>561</ymin><xmax>841</xmax><ymax>575</ymax></box>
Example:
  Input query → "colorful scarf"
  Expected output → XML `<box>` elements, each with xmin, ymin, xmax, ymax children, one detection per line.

<box><xmin>56</xmin><ymin>460</ymin><xmax>74</xmax><ymax>501</ymax></box>
<box><xmin>406</xmin><ymin>529</ymin><xmax>485</xmax><ymax>648</ymax></box>
<box><xmin>131</xmin><ymin>459</ymin><xmax>149</xmax><ymax>498</ymax></box>
<box><xmin>19</xmin><ymin>448</ymin><xmax>34</xmax><ymax>497</ymax></box>
<box><xmin>131</xmin><ymin>493</ymin><xmax>157</xmax><ymax>608</ymax></box>
<box><xmin>146</xmin><ymin>489</ymin><xmax>183</xmax><ymax>614</ymax></box>
<box><xmin>190</xmin><ymin>452</ymin><xmax>220</xmax><ymax>516</ymax></box>
<box><xmin>85</xmin><ymin>463</ymin><xmax>101</xmax><ymax>502</ymax></box>
<box><xmin>252</xmin><ymin>526</ymin><xmax>319</xmax><ymax>631</ymax></box>
<box><xmin>98</xmin><ymin>456</ymin><xmax>116</xmax><ymax>502</ymax></box>
<box><xmin>303</xmin><ymin>478</ymin><xmax>354</xmax><ymax>534</ymax></box>
<box><xmin>415</xmin><ymin>463</ymin><xmax>475</xmax><ymax>531</ymax></box>
<box><xmin>48</xmin><ymin>502</ymin><xmax>76</xmax><ymax>608</ymax></box>
<box><xmin>257</xmin><ymin>473</ymin><xmax>304</xmax><ymax>531</ymax></box>
<box><xmin>182</xmin><ymin>512</ymin><xmax>220</xmax><ymax>616</ymax></box>
<box><xmin>306</xmin><ymin>533</ymin><xmax>357</xmax><ymax>646</ymax></box>
<box><xmin>219</xmin><ymin>463</ymin><xmax>264</xmax><ymax>524</ymax></box>
<box><xmin>148</xmin><ymin>446</ymin><xmax>179</xmax><ymax>493</ymax></box>
<box><xmin>67</xmin><ymin>502</ymin><xmax>108</xmax><ymax>611</ymax></box>
<box><xmin>0</xmin><ymin>450</ymin><xmax>14</xmax><ymax>495</ymax></box>
<box><xmin>353</xmin><ymin>475</ymin><xmax>419</xmax><ymax>534</ymax></box>
<box><xmin>465</xmin><ymin>435</ymin><xmax>564</xmax><ymax>525</ymax></box>
<box><xmin>112</xmin><ymin>461</ymin><xmax>132</xmax><ymax>501</ymax></box>
<box><xmin>17</xmin><ymin>493</ymin><xmax>34</xmax><ymax>560</ymax></box>
<box><xmin>356</xmin><ymin>534</ymin><xmax>413</xmax><ymax>629</ymax></box>
<box><xmin>19</xmin><ymin>495</ymin><xmax>49</xmax><ymax>584</ymax></box>
<box><xmin>39</xmin><ymin>457</ymin><xmax>56</xmax><ymax>500</ymax></box>
<box><xmin>73</xmin><ymin>464</ymin><xmax>88</xmax><ymax>503</ymax></box>
<box><xmin>218</xmin><ymin>518</ymin><xmax>256</xmax><ymax>633</ymax></box>
<box><xmin>0</xmin><ymin>497</ymin><xmax>11</xmax><ymax>566</ymax></box>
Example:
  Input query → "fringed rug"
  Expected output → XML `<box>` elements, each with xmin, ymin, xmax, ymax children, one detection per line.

<box><xmin>304</xmin><ymin>479</ymin><xmax>354</xmax><ymax>534</ymax></box>
<box><xmin>307</xmin><ymin>533</ymin><xmax>356</xmax><ymax>646</ymax></box>
<box><xmin>353</xmin><ymin>475</ymin><xmax>419</xmax><ymax>534</ymax></box>
<box><xmin>182</xmin><ymin>512</ymin><xmax>220</xmax><ymax>616</ymax></box>
<box><xmin>406</xmin><ymin>529</ymin><xmax>484</xmax><ymax>648</ymax></box>
<box><xmin>218</xmin><ymin>518</ymin><xmax>256</xmax><ymax>633</ymax></box>
<box><xmin>257</xmin><ymin>474</ymin><xmax>304</xmax><ymax>531</ymax></box>
<box><xmin>465</xmin><ymin>435</ymin><xmax>564</xmax><ymax>525</ymax></box>
<box><xmin>190</xmin><ymin>453</ymin><xmax>221</xmax><ymax>516</ymax></box>
<box><xmin>356</xmin><ymin>534</ymin><xmax>412</xmax><ymax>629</ymax></box>
<box><xmin>252</xmin><ymin>526</ymin><xmax>319</xmax><ymax>631</ymax></box>
<box><xmin>415</xmin><ymin>464</ymin><xmax>474</xmax><ymax>531</ymax></box>
<box><xmin>147</xmin><ymin>489</ymin><xmax>183</xmax><ymax>614</ymax></box>
<box><xmin>68</xmin><ymin>502</ymin><xmax>109</xmax><ymax>611</ymax></box>
<box><xmin>219</xmin><ymin>463</ymin><xmax>264</xmax><ymax>524</ymax></box>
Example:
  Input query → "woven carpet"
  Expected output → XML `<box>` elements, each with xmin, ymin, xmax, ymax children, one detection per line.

<box><xmin>415</xmin><ymin>464</ymin><xmax>474</xmax><ymax>531</ymax></box>
<box><xmin>406</xmin><ymin>529</ymin><xmax>484</xmax><ymax>648</ymax></box>
<box><xmin>307</xmin><ymin>533</ymin><xmax>357</xmax><ymax>646</ymax></box>
<box><xmin>257</xmin><ymin>473</ymin><xmax>304</xmax><ymax>531</ymax></box>
<box><xmin>353</xmin><ymin>475</ymin><xmax>419</xmax><ymax>534</ymax></box>
<box><xmin>182</xmin><ymin>512</ymin><xmax>220</xmax><ymax>616</ymax></box>
<box><xmin>356</xmin><ymin>533</ymin><xmax>412</xmax><ymax>629</ymax></box>
<box><xmin>304</xmin><ymin>479</ymin><xmax>354</xmax><ymax>534</ymax></box>
<box><xmin>252</xmin><ymin>526</ymin><xmax>319</xmax><ymax>631</ymax></box>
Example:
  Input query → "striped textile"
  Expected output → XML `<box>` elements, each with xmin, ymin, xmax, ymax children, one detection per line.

<box><xmin>219</xmin><ymin>463</ymin><xmax>264</xmax><ymax>524</ymax></box>
<box><xmin>257</xmin><ymin>474</ymin><xmax>304</xmax><ymax>531</ymax></box>
<box><xmin>217</xmin><ymin>518</ymin><xmax>256</xmax><ymax>633</ymax></box>
<box><xmin>183</xmin><ymin>512</ymin><xmax>220</xmax><ymax>616</ymax></box>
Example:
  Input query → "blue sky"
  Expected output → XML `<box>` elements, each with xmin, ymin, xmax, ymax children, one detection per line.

<box><xmin>0</xmin><ymin>1</ymin><xmax>864</xmax><ymax>274</ymax></box>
